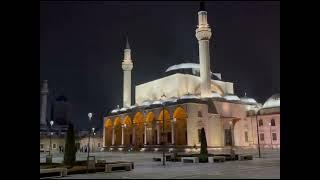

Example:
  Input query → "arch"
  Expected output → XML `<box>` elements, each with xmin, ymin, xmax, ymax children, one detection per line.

<box><xmin>133</xmin><ymin>112</ymin><xmax>144</xmax><ymax>147</ymax></box>
<box><xmin>104</xmin><ymin>118</ymin><xmax>113</xmax><ymax>146</ymax></box>
<box><xmin>123</xmin><ymin>115</ymin><xmax>133</xmax><ymax>145</ymax></box>
<box><xmin>158</xmin><ymin>109</ymin><xmax>170</xmax><ymax>122</ymax></box>
<box><xmin>173</xmin><ymin>106</ymin><xmax>188</xmax><ymax>120</ymax></box>
<box><xmin>145</xmin><ymin>111</ymin><xmax>156</xmax><ymax>145</ymax></box>
<box><xmin>173</xmin><ymin>107</ymin><xmax>188</xmax><ymax>145</ymax></box>
<box><xmin>133</xmin><ymin>112</ymin><xmax>144</xmax><ymax>124</ymax></box>
<box><xmin>146</xmin><ymin>112</ymin><xmax>155</xmax><ymax>123</ymax></box>
<box><xmin>113</xmin><ymin>117</ymin><xmax>121</xmax><ymax>127</ymax></box>
<box><xmin>113</xmin><ymin>117</ymin><xmax>122</xmax><ymax>145</ymax></box>
<box><xmin>105</xmin><ymin>118</ymin><xmax>113</xmax><ymax>128</ymax></box>
<box><xmin>123</xmin><ymin>115</ymin><xmax>132</xmax><ymax>127</ymax></box>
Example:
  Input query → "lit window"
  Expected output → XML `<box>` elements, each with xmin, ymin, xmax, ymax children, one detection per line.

<box><xmin>198</xmin><ymin>111</ymin><xmax>202</xmax><ymax>117</ymax></box>
<box><xmin>259</xmin><ymin>119</ymin><xmax>263</xmax><ymax>126</ymax></box>
<box><xmin>40</xmin><ymin>144</ymin><xmax>44</xmax><ymax>149</ymax></box>
<box><xmin>245</xmin><ymin>131</ymin><xmax>248</xmax><ymax>142</ymax></box>
<box><xmin>53</xmin><ymin>144</ymin><xmax>57</xmax><ymax>149</ymax></box>
<box><xmin>260</xmin><ymin>133</ymin><xmax>264</xmax><ymax>141</ymax></box>
<box><xmin>272</xmin><ymin>133</ymin><xmax>277</xmax><ymax>140</ymax></box>
<box><xmin>271</xmin><ymin>119</ymin><xmax>276</xmax><ymax>126</ymax></box>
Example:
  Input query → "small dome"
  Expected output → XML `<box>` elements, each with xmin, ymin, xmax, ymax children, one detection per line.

<box><xmin>223</xmin><ymin>94</ymin><xmax>241</xmax><ymax>101</ymax></box>
<box><xmin>208</xmin><ymin>92</ymin><xmax>222</xmax><ymax>98</ymax></box>
<box><xmin>141</xmin><ymin>100</ymin><xmax>153</xmax><ymax>106</ymax></box>
<box><xmin>111</xmin><ymin>108</ymin><xmax>120</xmax><ymax>114</ymax></box>
<box><xmin>152</xmin><ymin>100</ymin><xmax>163</xmax><ymax>105</ymax></box>
<box><xmin>263</xmin><ymin>93</ymin><xmax>280</xmax><ymax>108</ymax></box>
<box><xmin>120</xmin><ymin>107</ymin><xmax>128</xmax><ymax>112</ymax></box>
<box><xmin>181</xmin><ymin>94</ymin><xmax>200</xmax><ymax>100</ymax></box>
<box><xmin>164</xmin><ymin>96</ymin><xmax>178</xmax><ymax>103</ymax></box>
<box><xmin>240</xmin><ymin>96</ymin><xmax>257</xmax><ymax>104</ymax></box>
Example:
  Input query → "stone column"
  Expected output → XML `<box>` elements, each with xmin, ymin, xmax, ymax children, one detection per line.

<box><xmin>132</xmin><ymin>124</ymin><xmax>136</xmax><ymax>145</ymax></box>
<box><xmin>121</xmin><ymin>125</ymin><xmax>125</xmax><ymax>146</ymax></box>
<box><xmin>112</xmin><ymin>127</ymin><xmax>115</xmax><ymax>145</ymax></box>
<box><xmin>144</xmin><ymin>123</ymin><xmax>147</xmax><ymax>145</ymax></box>
<box><xmin>171</xmin><ymin>120</ymin><xmax>175</xmax><ymax>144</ymax></box>
<box><xmin>156</xmin><ymin>121</ymin><xmax>160</xmax><ymax>145</ymax></box>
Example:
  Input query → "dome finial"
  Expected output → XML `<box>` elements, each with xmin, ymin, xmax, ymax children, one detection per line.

<box><xmin>199</xmin><ymin>1</ymin><xmax>206</xmax><ymax>11</ymax></box>
<box><xmin>125</xmin><ymin>36</ymin><xmax>130</xmax><ymax>49</ymax></box>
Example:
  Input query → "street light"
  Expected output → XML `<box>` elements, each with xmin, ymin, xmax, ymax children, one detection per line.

<box><xmin>268</xmin><ymin>122</ymin><xmax>273</xmax><ymax>149</ymax></box>
<box><xmin>87</xmin><ymin>113</ymin><xmax>93</xmax><ymax>173</ymax></box>
<box><xmin>49</xmin><ymin>120</ymin><xmax>54</xmax><ymax>156</ymax></box>
<box><xmin>93</xmin><ymin>132</ymin><xmax>96</xmax><ymax>152</ymax></box>
<box><xmin>161</xmin><ymin>94</ymin><xmax>166</xmax><ymax>166</ymax></box>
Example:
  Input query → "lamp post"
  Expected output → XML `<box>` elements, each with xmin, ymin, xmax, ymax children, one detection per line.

<box><xmin>87</xmin><ymin>113</ymin><xmax>93</xmax><ymax>173</ymax></box>
<box><xmin>161</xmin><ymin>94</ymin><xmax>166</xmax><ymax>166</ymax></box>
<box><xmin>268</xmin><ymin>122</ymin><xmax>273</xmax><ymax>149</ymax></box>
<box><xmin>49</xmin><ymin>120</ymin><xmax>54</xmax><ymax>156</ymax></box>
<box><xmin>255</xmin><ymin>107</ymin><xmax>261</xmax><ymax>158</ymax></box>
<box><xmin>93</xmin><ymin>132</ymin><xmax>96</xmax><ymax>152</ymax></box>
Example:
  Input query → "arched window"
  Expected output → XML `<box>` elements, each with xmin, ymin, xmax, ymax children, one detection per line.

<box><xmin>259</xmin><ymin>119</ymin><xmax>263</xmax><ymax>126</ymax></box>
<box><xmin>271</xmin><ymin>119</ymin><xmax>276</xmax><ymax>126</ymax></box>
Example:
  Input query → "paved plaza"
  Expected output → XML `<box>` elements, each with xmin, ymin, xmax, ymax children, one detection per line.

<box><xmin>40</xmin><ymin>150</ymin><xmax>280</xmax><ymax>179</ymax></box>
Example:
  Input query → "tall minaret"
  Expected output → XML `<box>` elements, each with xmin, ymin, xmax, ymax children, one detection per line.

<box><xmin>122</xmin><ymin>37</ymin><xmax>133</xmax><ymax>108</ymax></box>
<box><xmin>40</xmin><ymin>80</ymin><xmax>49</xmax><ymax>126</ymax></box>
<box><xmin>195</xmin><ymin>2</ymin><xmax>212</xmax><ymax>98</ymax></box>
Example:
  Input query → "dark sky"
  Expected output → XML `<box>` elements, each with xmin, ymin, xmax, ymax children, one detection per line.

<box><xmin>40</xmin><ymin>1</ymin><xmax>280</xmax><ymax>130</ymax></box>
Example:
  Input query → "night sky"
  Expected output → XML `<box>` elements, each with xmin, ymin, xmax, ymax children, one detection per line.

<box><xmin>40</xmin><ymin>1</ymin><xmax>280</xmax><ymax>130</ymax></box>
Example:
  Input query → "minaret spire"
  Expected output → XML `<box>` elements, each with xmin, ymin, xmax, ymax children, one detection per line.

<box><xmin>195</xmin><ymin>1</ymin><xmax>212</xmax><ymax>98</ymax></box>
<box><xmin>125</xmin><ymin>36</ymin><xmax>130</xmax><ymax>49</ymax></box>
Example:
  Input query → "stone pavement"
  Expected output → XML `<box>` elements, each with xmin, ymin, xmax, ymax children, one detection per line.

<box><xmin>40</xmin><ymin>151</ymin><xmax>280</xmax><ymax>179</ymax></box>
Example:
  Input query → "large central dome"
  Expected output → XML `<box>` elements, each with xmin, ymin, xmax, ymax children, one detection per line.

<box><xmin>165</xmin><ymin>63</ymin><xmax>221</xmax><ymax>80</ymax></box>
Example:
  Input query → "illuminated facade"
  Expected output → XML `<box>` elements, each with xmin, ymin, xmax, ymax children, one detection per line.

<box><xmin>102</xmin><ymin>3</ymin><xmax>280</xmax><ymax>152</ymax></box>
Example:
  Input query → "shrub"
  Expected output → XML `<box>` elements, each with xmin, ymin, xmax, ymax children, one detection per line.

<box><xmin>199</xmin><ymin>128</ymin><xmax>208</xmax><ymax>163</ymax></box>
<box><xmin>63</xmin><ymin>123</ymin><xmax>77</xmax><ymax>166</ymax></box>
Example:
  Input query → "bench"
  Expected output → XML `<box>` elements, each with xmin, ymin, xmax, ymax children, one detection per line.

<box><xmin>105</xmin><ymin>163</ymin><xmax>132</xmax><ymax>173</ymax></box>
<box><xmin>239</xmin><ymin>155</ymin><xmax>253</xmax><ymax>161</ymax></box>
<box><xmin>181</xmin><ymin>157</ymin><xmax>199</xmax><ymax>163</ymax></box>
<box><xmin>208</xmin><ymin>156</ymin><xmax>226</xmax><ymax>163</ymax></box>
<box><xmin>153</xmin><ymin>155</ymin><xmax>171</xmax><ymax>162</ymax></box>
<box><xmin>40</xmin><ymin>168</ymin><xmax>67</xmax><ymax>178</ymax></box>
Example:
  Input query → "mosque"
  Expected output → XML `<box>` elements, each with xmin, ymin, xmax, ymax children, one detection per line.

<box><xmin>101</xmin><ymin>3</ymin><xmax>280</xmax><ymax>153</ymax></box>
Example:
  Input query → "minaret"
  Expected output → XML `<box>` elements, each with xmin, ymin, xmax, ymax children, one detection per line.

<box><xmin>195</xmin><ymin>1</ymin><xmax>212</xmax><ymax>98</ymax></box>
<box><xmin>40</xmin><ymin>80</ymin><xmax>49</xmax><ymax>126</ymax></box>
<box><xmin>122</xmin><ymin>37</ymin><xmax>133</xmax><ymax>108</ymax></box>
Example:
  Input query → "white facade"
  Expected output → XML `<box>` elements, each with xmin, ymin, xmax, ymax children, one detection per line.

<box><xmin>135</xmin><ymin>73</ymin><xmax>233</xmax><ymax>105</ymax></box>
